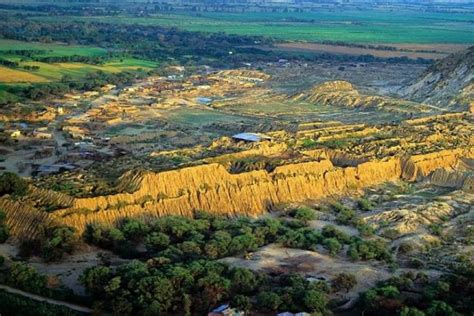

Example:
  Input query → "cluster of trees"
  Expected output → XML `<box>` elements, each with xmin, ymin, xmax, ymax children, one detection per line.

<box><xmin>0</xmin><ymin>172</ymin><xmax>28</xmax><ymax>197</ymax></box>
<box><xmin>280</xmin><ymin>222</ymin><xmax>391</xmax><ymax>261</ymax></box>
<box><xmin>83</xmin><ymin>210</ymin><xmax>390</xmax><ymax>263</ymax></box>
<box><xmin>20</xmin><ymin>225</ymin><xmax>78</xmax><ymax>262</ymax></box>
<box><xmin>1</xmin><ymin>261</ymin><xmax>48</xmax><ymax>295</ymax></box>
<box><xmin>80</xmin><ymin>259</ymin><xmax>330</xmax><ymax>314</ymax></box>
<box><xmin>361</xmin><ymin>271</ymin><xmax>474</xmax><ymax>315</ymax></box>
<box><xmin>84</xmin><ymin>212</ymin><xmax>285</xmax><ymax>260</ymax></box>
<box><xmin>0</xmin><ymin>260</ymin><xmax>80</xmax><ymax>306</ymax></box>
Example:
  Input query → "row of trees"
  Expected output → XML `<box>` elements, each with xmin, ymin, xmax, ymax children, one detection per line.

<box><xmin>83</xmin><ymin>210</ymin><xmax>391</xmax><ymax>263</ymax></box>
<box><xmin>84</xmin><ymin>212</ymin><xmax>284</xmax><ymax>260</ymax></box>
<box><xmin>32</xmin><ymin>54</ymin><xmax>117</xmax><ymax>65</ymax></box>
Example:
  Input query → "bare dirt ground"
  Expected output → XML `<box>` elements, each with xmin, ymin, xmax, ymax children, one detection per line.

<box><xmin>272</xmin><ymin>43</ymin><xmax>470</xmax><ymax>60</ymax></box>
<box><xmin>220</xmin><ymin>244</ymin><xmax>443</xmax><ymax>306</ymax></box>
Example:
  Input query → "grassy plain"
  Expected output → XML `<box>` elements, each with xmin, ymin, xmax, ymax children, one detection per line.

<box><xmin>38</xmin><ymin>10</ymin><xmax>474</xmax><ymax>44</ymax></box>
<box><xmin>0</xmin><ymin>40</ymin><xmax>158</xmax><ymax>85</ymax></box>
<box><xmin>0</xmin><ymin>66</ymin><xmax>48</xmax><ymax>83</ymax></box>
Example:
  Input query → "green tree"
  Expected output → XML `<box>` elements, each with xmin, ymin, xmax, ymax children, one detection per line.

<box><xmin>426</xmin><ymin>301</ymin><xmax>457</xmax><ymax>316</ymax></box>
<box><xmin>230</xmin><ymin>267</ymin><xmax>258</xmax><ymax>293</ymax></box>
<box><xmin>121</xmin><ymin>218</ymin><xmax>149</xmax><ymax>241</ymax></box>
<box><xmin>41</xmin><ymin>225</ymin><xmax>78</xmax><ymax>262</ymax></box>
<box><xmin>178</xmin><ymin>240</ymin><xmax>202</xmax><ymax>258</ymax></box>
<box><xmin>80</xmin><ymin>266</ymin><xmax>112</xmax><ymax>297</ymax></box>
<box><xmin>0</xmin><ymin>172</ymin><xmax>28</xmax><ymax>197</ymax></box>
<box><xmin>136</xmin><ymin>276</ymin><xmax>174</xmax><ymax>314</ymax></box>
<box><xmin>197</xmin><ymin>272</ymin><xmax>231</xmax><ymax>308</ymax></box>
<box><xmin>145</xmin><ymin>232</ymin><xmax>170</xmax><ymax>252</ymax></box>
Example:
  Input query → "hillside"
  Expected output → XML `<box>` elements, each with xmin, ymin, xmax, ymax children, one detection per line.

<box><xmin>402</xmin><ymin>46</ymin><xmax>474</xmax><ymax>108</ymax></box>
<box><xmin>293</xmin><ymin>80</ymin><xmax>430</xmax><ymax>113</ymax></box>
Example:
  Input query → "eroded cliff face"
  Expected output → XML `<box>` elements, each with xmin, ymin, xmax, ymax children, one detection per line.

<box><xmin>0</xmin><ymin>198</ymin><xmax>52</xmax><ymax>238</ymax></box>
<box><xmin>1</xmin><ymin>147</ymin><xmax>471</xmax><ymax>239</ymax></box>
<box><xmin>401</xmin><ymin>149</ymin><xmax>471</xmax><ymax>182</ymax></box>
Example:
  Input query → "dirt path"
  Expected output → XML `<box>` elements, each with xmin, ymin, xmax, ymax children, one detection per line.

<box><xmin>0</xmin><ymin>284</ymin><xmax>92</xmax><ymax>314</ymax></box>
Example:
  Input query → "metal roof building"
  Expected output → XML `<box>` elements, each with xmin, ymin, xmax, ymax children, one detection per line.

<box><xmin>231</xmin><ymin>132</ymin><xmax>272</xmax><ymax>142</ymax></box>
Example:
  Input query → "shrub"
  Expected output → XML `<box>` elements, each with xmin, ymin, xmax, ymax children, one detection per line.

<box><xmin>332</xmin><ymin>273</ymin><xmax>357</xmax><ymax>293</ymax></box>
<box><xmin>323</xmin><ymin>238</ymin><xmax>342</xmax><ymax>256</ymax></box>
<box><xmin>357</xmin><ymin>198</ymin><xmax>374</xmax><ymax>212</ymax></box>
<box><xmin>292</xmin><ymin>206</ymin><xmax>316</xmax><ymax>222</ymax></box>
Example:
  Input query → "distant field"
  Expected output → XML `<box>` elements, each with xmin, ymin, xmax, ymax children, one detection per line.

<box><xmin>0</xmin><ymin>66</ymin><xmax>47</xmax><ymax>83</ymax></box>
<box><xmin>37</xmin><ymin>9</ymin><xmax>474</xmax><ymax>44</ymax></box>
<box><xmin>0</xmin><ymin>40</ymin><xmax>158</xmax><ymax>85</ymax></box>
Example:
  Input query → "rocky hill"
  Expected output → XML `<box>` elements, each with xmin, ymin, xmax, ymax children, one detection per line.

<box><xmin>293</xmin><ymin>80</ymin><xmax>430</xmax><ymax>113</ymax></box>
<box><xmin>401</xmin><ymin>46</ymin><xmax>474</xmax><ymax>108</ymax></box>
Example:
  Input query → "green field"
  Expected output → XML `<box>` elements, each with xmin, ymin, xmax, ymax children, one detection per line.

<box><xmin>36</xmin><ymin>9</ymin><xmax>474</xmax><ymax>44</ymax></box>
<box><xmin>0</xmin><ymin>39</ymin><xmax>107</xmax><ymax>57</ymax></box>
<box><xmin>0</xmin><ymin>39</ymin><xmax>158</xmax><ymax>84</ymax></box>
